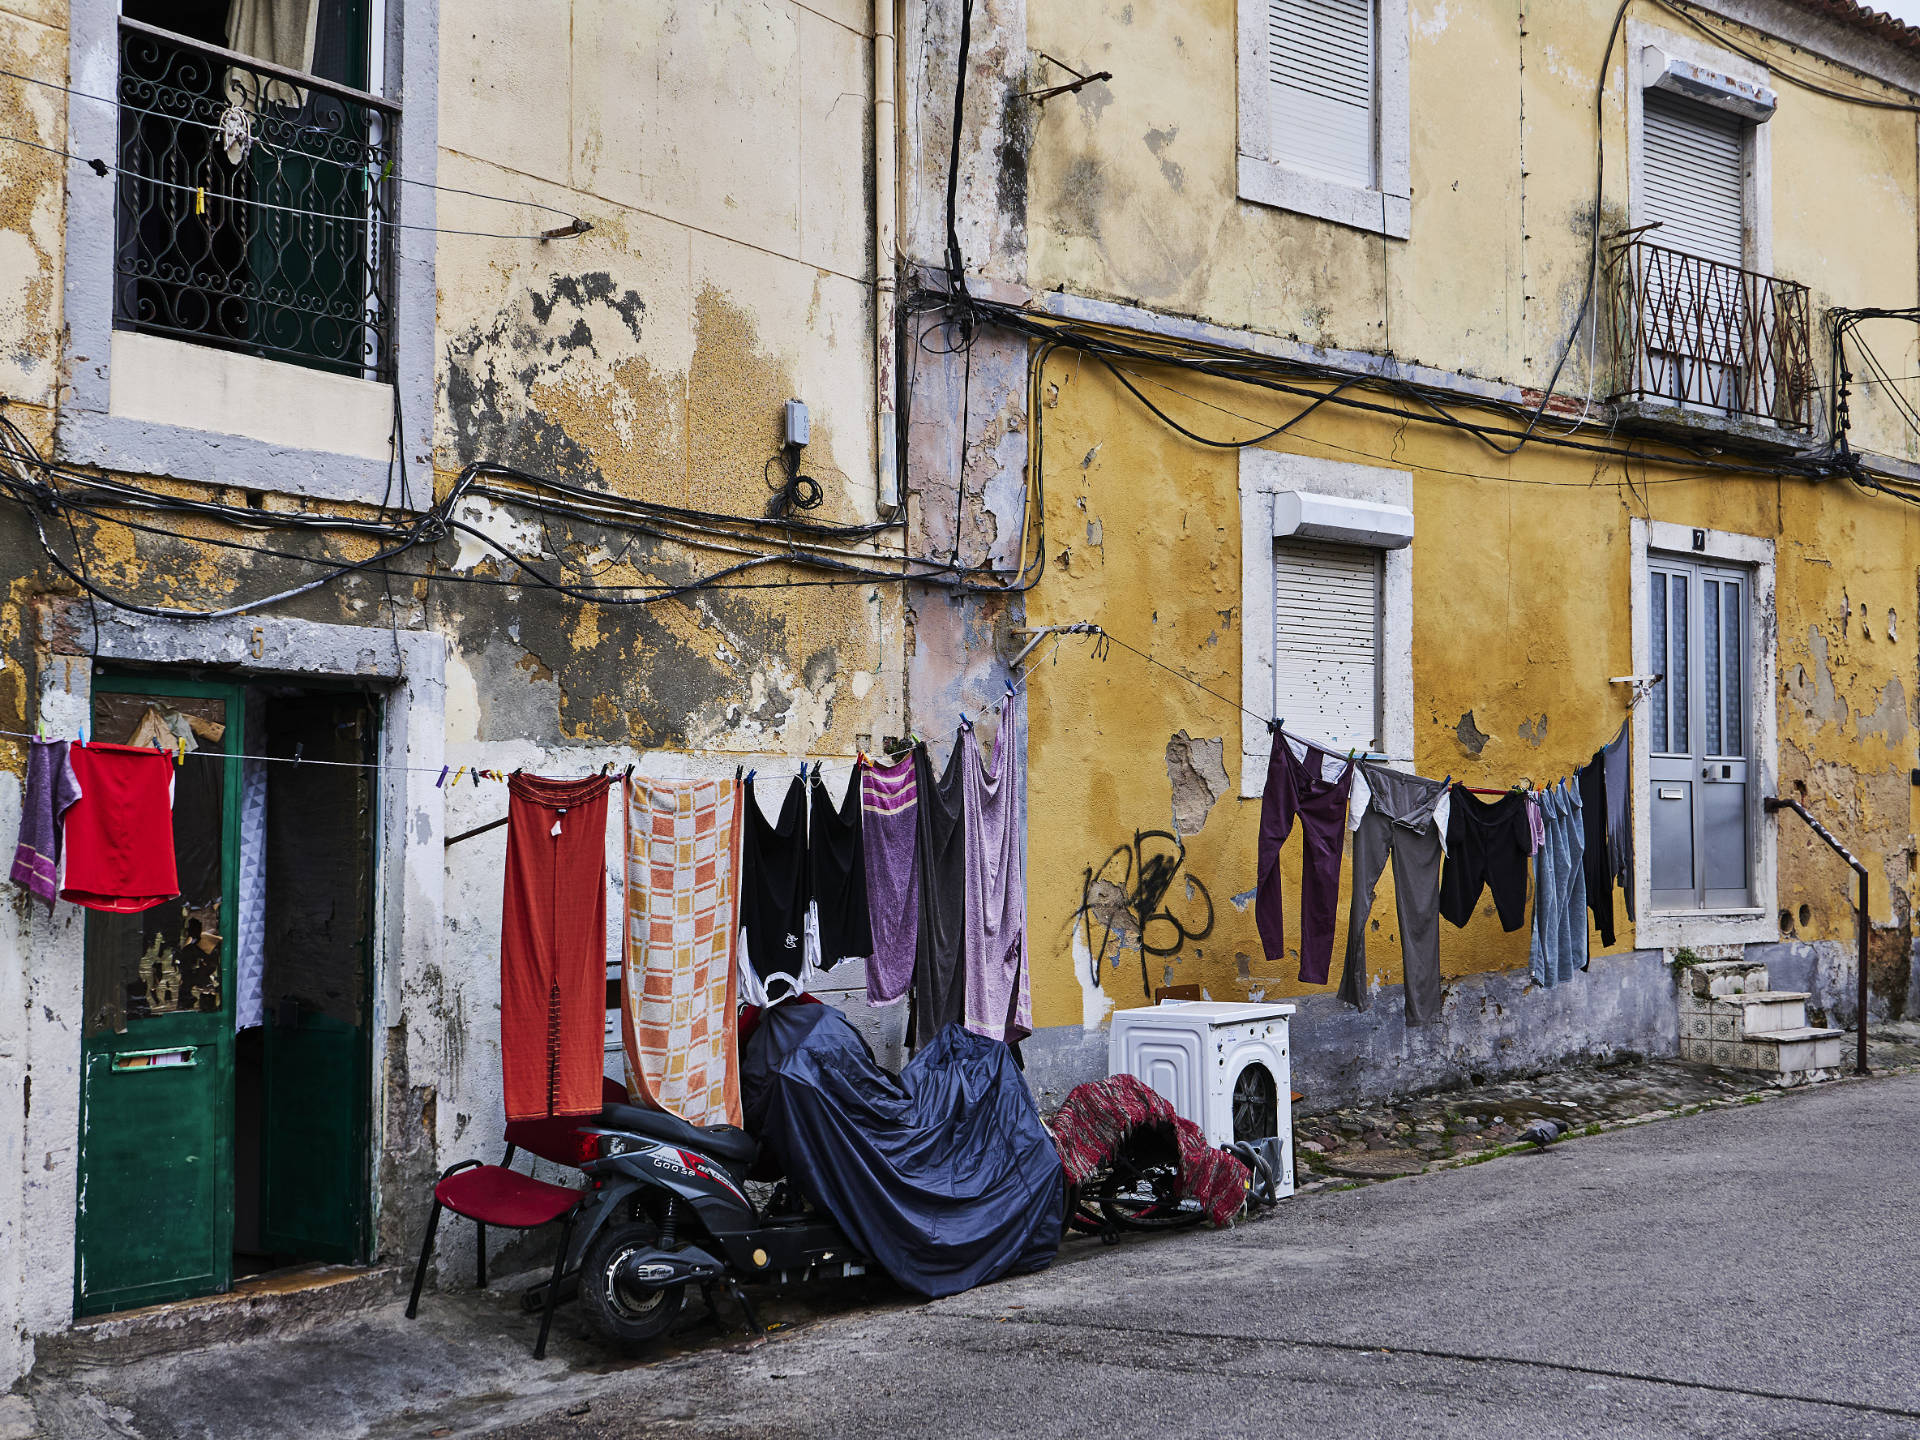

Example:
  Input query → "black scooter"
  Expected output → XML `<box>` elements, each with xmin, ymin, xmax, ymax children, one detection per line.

<box><xmin>566</xmin><ymin>1102</ymin><xmax>869</xmax><ymax>1345</ymax></box>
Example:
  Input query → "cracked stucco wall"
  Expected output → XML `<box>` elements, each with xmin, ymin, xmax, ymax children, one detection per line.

<box><xmin>998</xmin><ymin>0</ymin><xmax>1920</xmax><ymax>1083</ymax></box>
<box><xmin>0</xmin><ymin>0</ymin><xmax>904</xmax><ymax>1376</ymax></box>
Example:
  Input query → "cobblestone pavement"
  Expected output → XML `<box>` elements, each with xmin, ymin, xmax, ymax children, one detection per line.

<box><xmin>1289</xmin><ymin>1022</ymin><xmax>1920</xmax><ymax>1187</ymax></box>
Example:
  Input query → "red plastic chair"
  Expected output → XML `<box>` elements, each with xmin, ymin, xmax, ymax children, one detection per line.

<box><xmin>406</xmin><ymin>1076</ymin><xmax>627</xmax><ymax>1358</ymax></box>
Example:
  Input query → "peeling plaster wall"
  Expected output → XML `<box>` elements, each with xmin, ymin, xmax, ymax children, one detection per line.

<box><xmin>900</xmin><ymin>0</ymin><xmax>1034</xmax><ymax>731</ymax></box>
<box><xmin>977</xmin><ymin>0</ymin><xmax>1920</xmax><ymax>1105</ymax></box>
<box><xmin>1017</xmin><ymin>353</ymin><xmax>1920</xmax><ymax>1098</ymax></box>
<box><xmin>1022</xmin><ymin>0</ymin><xmax>1920</xmax><ymax>457</ymax></box>
<box><xmin>0</xmin><ymin>0</ymin><xmax>906</xmax><ymax>1379</ymax></box>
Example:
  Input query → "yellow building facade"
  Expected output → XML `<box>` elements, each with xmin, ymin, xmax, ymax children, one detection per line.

<box><xmin>982</xmin><ymin>0</ymin><xmax>1920</xmax><ymax>1092</ymax></box>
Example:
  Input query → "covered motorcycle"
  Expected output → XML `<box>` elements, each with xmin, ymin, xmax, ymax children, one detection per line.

<box><xmin>741</xmin><ymin>1004</ymin><xmax>1062</xmax><ymax>1298</ymax></box>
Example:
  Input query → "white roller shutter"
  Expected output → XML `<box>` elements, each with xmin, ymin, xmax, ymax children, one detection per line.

<box><xmin>1273</xmin><ymin>538</ymin><xmax>1381</xmax><ymax>751</ymax></box>
<box><xmin>1643</xmin><ymin>90</ymin><xmax>1745</xmax><ymax>267</ymax></box>
<box><xmin>1268</xmin><ymin>0</ymin><xmax>1376</xmax><ymax>188</ymax></box>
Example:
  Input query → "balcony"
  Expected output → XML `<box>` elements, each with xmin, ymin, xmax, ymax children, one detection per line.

<box><xmin>1605</xmin><ymin>237</ymin><xmax>1814</xmax><ymax>443</ymax></box>
<box><xmin>113</xmin><ymin>17</ymin><xmax>398</xmax><ymax>381</ymax></box>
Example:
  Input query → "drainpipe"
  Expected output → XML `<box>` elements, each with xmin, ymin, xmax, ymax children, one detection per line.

<box><xmin>873</xmin><ymin>0</ymin><xmax>901</xmax><ymax>515</ymax></box>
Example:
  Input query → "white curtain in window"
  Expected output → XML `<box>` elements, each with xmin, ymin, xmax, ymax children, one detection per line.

<box><xmin>222</xmin><ymin>0</ymin><xmax>319</xmax><ymax>157</ymax></box>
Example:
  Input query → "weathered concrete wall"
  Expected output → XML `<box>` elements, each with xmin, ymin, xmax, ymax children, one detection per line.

<box><xmin>988</xmin><ymin>0</ymin><xmax>1920</xmax><ymax>1103</ymax></box>
<box><xmin>0</xmin><ymin>0</ymin><xmax>905</xmax><ymax>1382</ymax></box>
<box><xmin>1024</xmin><ymin>0</ymin><xmax>1920</xmax><ymax>457</ymax></box>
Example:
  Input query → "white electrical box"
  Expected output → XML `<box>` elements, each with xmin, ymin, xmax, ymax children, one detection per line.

<box><xmin>1109</xmin><ymin>1000</ymin><xmax>1296</xmax><ymax>1198</ymax></box>
<box><xmin>783</xmin><ymin>398</ymin><xmax>810</xmax><ymax>447</ymax></box>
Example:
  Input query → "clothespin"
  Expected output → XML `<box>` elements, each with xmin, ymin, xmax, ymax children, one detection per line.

<box><xmin>175</xmin><ymin>736</ymin><xmax>186</xmax><ymax>767</ymax></box>
<box><xmin>451</xmin><ymin>765</ymin><xmax>467</xmax><ymax>786</ymax></box>
<box><xmin>193</xmin><ymin>185</ymin><xmax>206</xmax><ymax>215</ymax></box>
<box><xmin>36</xmin><ymin>718</ymin><xmax>48</xmax><ymax>740</ymax></box>
<box><xmin>294</xmin><ymin>742</ymin><xmax>305</xmax><ymax>768</ymax></box>
<box><xmin>622</xmin><ymin>764</ymin><xmax>634</xmax><ymax>784</ymax></box>
<box><xmin>436</xmin><ymin>765</ymin><xmax>450</xmax><ymax>787</ymax></box>
<box><xmin>472</xmin><ymin>766</ymin><xmax>482</xmax><ymax>787</ymax></box>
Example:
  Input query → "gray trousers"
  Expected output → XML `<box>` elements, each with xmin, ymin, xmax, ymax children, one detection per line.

<box><xmin>1339</xmin><ymin>766</ymin><xmax>1448</xmax><ymax>1026</ymax></box>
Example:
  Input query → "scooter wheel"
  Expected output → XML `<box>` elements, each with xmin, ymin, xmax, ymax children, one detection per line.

<box><xmin>581</xmin><ymin>1223</ymin><xmax>687</xmax><ymax>1346</ymax></box>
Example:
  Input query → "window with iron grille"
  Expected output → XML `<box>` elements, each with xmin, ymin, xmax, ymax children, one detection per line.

<box><xmin>114</xmin><ymin>1</ymin><xmax>397</xmax><ymax>381</ymax></box>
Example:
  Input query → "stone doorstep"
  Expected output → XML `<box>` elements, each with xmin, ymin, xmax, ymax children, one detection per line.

<box><xmin>38</xmin><ymin>1264</ymin><xmax>405</xmax><ymax>1372</ymax></box>
<box><xmin>1678</xmin><ymin>1029</ymin><xmax>1845</xmax><ymax>1074</ymax></box>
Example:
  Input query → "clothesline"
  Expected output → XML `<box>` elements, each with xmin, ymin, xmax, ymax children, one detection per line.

<box><xmin>1054</xmin><ymin>625</ymin><xmax>1632</xmax><ymax>792</ymax></box>
<box><xmin>0</xmin><ymin>635</ymin><xmax>1070</xmax><ymax>787</ymax></box>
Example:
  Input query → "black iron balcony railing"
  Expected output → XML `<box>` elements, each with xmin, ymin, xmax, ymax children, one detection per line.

<box><xmin>1606</xmin><ymin>237</ymin><xmax>1814</xmax><ymax>432</ymax></box>
<box><xmin>113</xmin><ymin>17</ymin><xmax>398</xmax><ymax>380</ymax></box>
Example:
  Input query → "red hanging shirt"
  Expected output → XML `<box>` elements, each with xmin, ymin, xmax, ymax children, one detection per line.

<box><xmin>61</xmin><ymin>743</ymin><xmax>180</xmax><ymax>913</ymax></box>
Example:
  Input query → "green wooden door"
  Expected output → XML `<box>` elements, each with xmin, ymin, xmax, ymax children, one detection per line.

<box><xmin>76</xmin><ymin>677</ymin><xmax>243</xmax><ymax>1316</ymax></box>
<box><xmin>258</xmin><ymin>694</ymin><xmax>375</xmax><ymax>1261</ymax></box>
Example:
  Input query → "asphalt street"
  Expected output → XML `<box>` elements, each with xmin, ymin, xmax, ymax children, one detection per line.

<box><xmin>486</xmin><ymin>1072</ymin><xmax>1920</xmax><ymax>1440</ymax></box>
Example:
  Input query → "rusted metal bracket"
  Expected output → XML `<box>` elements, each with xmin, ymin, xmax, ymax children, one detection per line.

<box><xmin>445</xmin><ymin>815</ymin><xmax>508</xmax><ymax>847</ymax></box>
<box><xmin>1022</xmin><ymin>53</ymin><xmax>1111</xmax><ymax>105</ymax></box>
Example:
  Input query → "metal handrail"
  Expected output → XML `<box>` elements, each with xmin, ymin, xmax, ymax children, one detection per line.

<box><xmin>1763</xmin><ymin>797</ymin><xmax>1869</xmax><ymax>1075</ymax></box>
<box><xmin>1604</xmin><ymin>236</ymin><xmax>1814</xmax><ymax>431</ymax></box>
<box><xmin>120</xmin><ymin>15</ymin><xmax>398</xmax><ymax>115</ymax></box>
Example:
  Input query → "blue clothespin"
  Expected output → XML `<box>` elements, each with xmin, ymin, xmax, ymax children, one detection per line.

<box><xmin>436</xmin><ymin>765</ymin><xmax>450</xmax><ymax>788</ymax></box>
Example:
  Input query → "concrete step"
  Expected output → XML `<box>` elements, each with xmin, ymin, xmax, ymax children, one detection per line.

<box><xmin>1680</xmin><ymin>999</ymin><xmax>1813</xmax><ymax>1047</ymax></box>
<box><xmin>1719</xmin><ymin>993</ymin><xmax>1812</xmax><ymax>1038</ymax></box>
<box><xmin>1679</xmin><ymin>1024</ymin><xmax>1847</xmax><ymax>1075</ymax></box>
<box><xmin>1677</xmin><ymin>959</ymin><xmax>1772</xmax><ymax>1004</ymax></box>
<box><xmin>1748</xmin><ymin>1026</ymin><xmax>1848</xmax><ymax>1074</ymax></box>
<box><xmin>36</xmin><ymin>1264</ymin><xmax>403</xmax><ymax>1372</ymax></box>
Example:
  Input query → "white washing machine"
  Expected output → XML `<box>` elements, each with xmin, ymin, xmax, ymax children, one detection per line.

<box><xmin>1109</xmin><ymin>1000</ymin><xmax>1296</xmax><ymax>1198</ymax></box>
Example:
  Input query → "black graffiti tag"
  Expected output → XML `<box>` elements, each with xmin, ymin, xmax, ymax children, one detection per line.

<box><xmin>1074</xmin><ymin>828</ymin><xmax>1215</xmax><ymax>1000</ymax></box>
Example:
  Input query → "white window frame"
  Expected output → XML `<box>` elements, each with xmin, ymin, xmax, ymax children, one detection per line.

<box><xmin>1626</xmin><ymin>19</ymin><xmax>1772</xmax><ymax>275</ymax></box>
<box><xmin>1629</xmin><ymin>518</ymin><xmax>1778</xmax><ymax>947</ymax></box>
<box><xmin>1239</xmin><ymin>450</ymin><xmax>1413</xmax><ymax>796</ymax></box>
<box><xmin>58</xmin><ymin>0</ymin><xmax>438</xmax><ymax>507</ymax></box>
<box><xmin>1237</xmin><ymin>0</ymin><xmax>1410</xmax><ymax>239</ymax></box>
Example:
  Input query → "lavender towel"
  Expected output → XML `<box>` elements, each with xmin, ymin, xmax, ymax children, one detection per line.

<box><xmin>860</xmin><ymin>753</ymin><xmax>920</xmax><ymax>1005</ymax></box>
<box><xmin>11</xmin><ymin>739</ymin><xmax>81</xmax><ymax>909</ymax></box>
<box><xmin>961</xmin><ymin>692</ymin><xmax>1030</xmax><ymax>1044</ymax></box>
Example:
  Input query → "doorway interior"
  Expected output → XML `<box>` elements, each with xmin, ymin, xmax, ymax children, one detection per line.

<box><xmin>75</xmin><ymin>674</ymin><xmax>379</xmax><ymax>1316</ymax></box>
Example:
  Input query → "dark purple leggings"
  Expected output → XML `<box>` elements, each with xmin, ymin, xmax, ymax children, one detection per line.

<box><xmin>1256</xmin><ymin>734</ymin><xmax>1355</xmax><ymax>985</ymax></box>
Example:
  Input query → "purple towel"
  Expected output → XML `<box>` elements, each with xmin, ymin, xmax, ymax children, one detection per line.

<box><xmin>860</xmin><ymin>752</ymin><xmax>920</xmax><ymax>1005</ymax></box>
<box><xmin>961</xmin><ymin>693</ymin><xmax>1030</xmax><ymax>1044</ymax></box>
<box><xmin>11</xmin><ymin>738</ymin><xmax>81</xmax><ymax>909</ymax></box>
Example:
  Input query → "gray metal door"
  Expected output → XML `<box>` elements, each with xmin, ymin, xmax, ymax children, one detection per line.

<box><xmin>1648</xmin><ymin>557</ymin><xmax>1751</xmax><ymax>911</ymax></box>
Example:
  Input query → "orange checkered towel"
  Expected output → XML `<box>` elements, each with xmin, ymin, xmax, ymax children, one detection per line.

<box><xmin>621</xmin><ymin>777</ymin><xmax>745</xmax><ymax>1128</ymax></box>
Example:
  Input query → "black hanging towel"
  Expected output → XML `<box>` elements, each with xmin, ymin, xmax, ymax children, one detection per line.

<box><xmin>810</xmin><ymin>763</ymin><xmax>874</xmax><ymax>970</ymax></box>
<box><xmin>910</xmin><ymin>739</ymin><xmax>967</xmax><ymax>1051</ymax></box>
<box><xmin>740</xmin><ymin>775</ymin><xmax>812</xmax><ymax>1006</ymax></box>
<box><xmin>1578</xmin><ymin>751</ymin><xmax>1615</xmax><ymax>947</ymax></box>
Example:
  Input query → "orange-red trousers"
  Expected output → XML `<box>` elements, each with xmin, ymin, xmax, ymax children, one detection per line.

<box><xmin>500</xmin><ymin>773</ymin><xmax>612</xmax><ymax>1121</ymax></box>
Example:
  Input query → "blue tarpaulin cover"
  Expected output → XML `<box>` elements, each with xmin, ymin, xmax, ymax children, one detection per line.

<box><xmin>740</xmin><ymin>1004</ymin><xmax>1062</xmax><ymax>1298</ymax></box>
